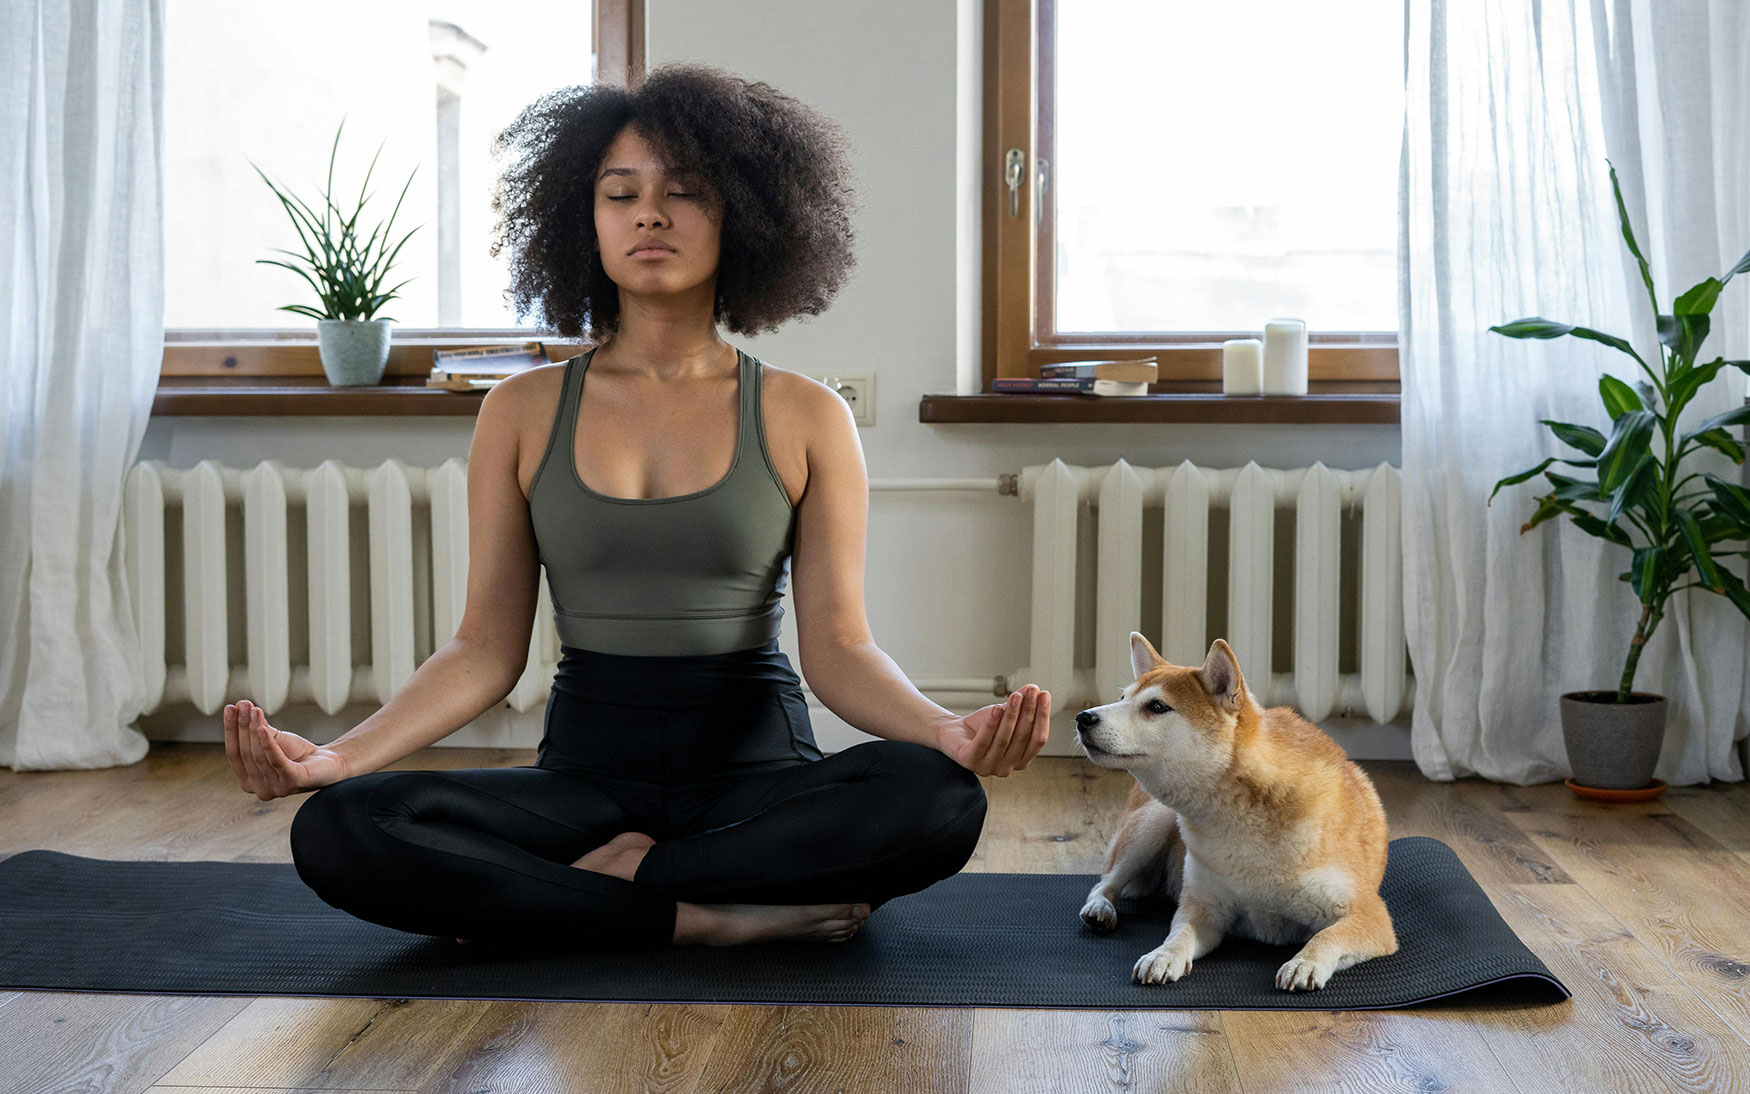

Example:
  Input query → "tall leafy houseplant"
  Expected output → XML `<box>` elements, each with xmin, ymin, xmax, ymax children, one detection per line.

<box><xmin>1488</xmin><ymin>161</ymin><xmax>1750</xmax><ymax>793</ymax></box>
<box><xmin>248</xmin><ymin>117</ymin><xmax>421</xmax><ymax>386</ymax></box>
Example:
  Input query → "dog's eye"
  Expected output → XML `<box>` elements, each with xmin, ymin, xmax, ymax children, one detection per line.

<box><xmin>1146</xmin><ymin>699</ymin><xmax>1172</xmax><ymax>714</ymax></box>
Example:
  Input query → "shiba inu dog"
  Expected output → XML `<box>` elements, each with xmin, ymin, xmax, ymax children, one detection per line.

<box><xmin>1074</xmin><ymin>632</ymin><xmax>1397</xmax><ymax>991</ymax></box>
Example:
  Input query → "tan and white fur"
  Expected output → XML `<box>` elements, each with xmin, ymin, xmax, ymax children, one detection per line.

<box><xmin>1074</xmin><ymin>632</ymin><xmax>1397</xmax><ymax>991</ymax></box>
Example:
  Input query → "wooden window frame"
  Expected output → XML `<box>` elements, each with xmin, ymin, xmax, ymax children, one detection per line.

<box><xmin>981</xmin><ymin>0</ymin><xmax>1400</xmax><ymax>391</ymax></box>
<box><xmin>158</xmin><ymin>0</ymin><xmax>643</xmax><ymax>381</ymax></box>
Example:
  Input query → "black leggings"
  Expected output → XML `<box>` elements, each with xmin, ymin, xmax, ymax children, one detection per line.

<box><xmin>287</xmin><ymin>639</ymin><xmax>989</xmax><ymax>949</ymax></box>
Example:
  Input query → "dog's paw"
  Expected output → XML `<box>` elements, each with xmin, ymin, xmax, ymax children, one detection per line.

<box><xmin>1275</xmin><ymin>953</ymin><xmax>1334</xmax><ymax>991</ymax></box>
<box><xmin>1079</xmin><ymin>895</ymin><xmax>1117</xmax><ymax>932</ymax></box>
<box><xmin>1132</xmin><ymin>943</ymin><xmax>1194</xmax><ymax>985</ymax></box>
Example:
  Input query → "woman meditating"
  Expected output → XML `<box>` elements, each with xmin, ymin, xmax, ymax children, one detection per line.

<box><xmin>221</xmin><ymin>63</ymin><xmax>1051</xmax><ymax>950</ymax></box>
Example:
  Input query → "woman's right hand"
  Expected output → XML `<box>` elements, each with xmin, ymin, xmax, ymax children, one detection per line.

<box><xmin>224</xmin><ymin>699</ymin><xmax>351</xmax><ymax>801</ymax></box>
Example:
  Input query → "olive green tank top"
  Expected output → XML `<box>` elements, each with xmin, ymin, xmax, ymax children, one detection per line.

<box><xmin>527</xmin><ymin>344</ymin><xmax>799</xmax><ymax>656</ymax></box>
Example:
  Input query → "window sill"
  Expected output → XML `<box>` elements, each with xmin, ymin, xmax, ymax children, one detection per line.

<box><xmin>919</xmin><ymin>381</ymin><xmax>1400</xmax><ymax>424</ymax></box>
<box><xmin>151</xmin><ymin>376</ymin><xmax>1403</xmax><ymax>423</ymax></box>
<box><xmin>153</xmin><ymin>375</ymin><xmax>488</xmax><ymax>417</ymax></box>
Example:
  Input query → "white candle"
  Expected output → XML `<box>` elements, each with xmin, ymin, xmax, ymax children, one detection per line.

<box><xmin>1262</xmin><ymin>318</ymin><xmax>1308</xmax><ymax>395</ymax></box>
<box><xmin>1222</xmin><ymin>338</ymin><xmax>1263</xmax><ymax>395</ymax></box>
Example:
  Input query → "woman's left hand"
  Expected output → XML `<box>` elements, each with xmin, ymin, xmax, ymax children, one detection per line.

<box><xmin>934</xmin><ymin>684</ymin><xmax>1050</xmax><ymax>776</ymax></box>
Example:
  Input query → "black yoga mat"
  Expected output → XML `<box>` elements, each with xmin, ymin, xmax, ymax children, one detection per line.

<box><xmin>0</xmin><ymin>836</ymin><xmax>1567</xmax><ymax>1009</ymax></box>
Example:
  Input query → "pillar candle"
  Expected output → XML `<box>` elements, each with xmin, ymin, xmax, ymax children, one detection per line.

<box><xmin>1262</xmin><ymin>318</ymin><xmax>1308</xmax><ymax>395</ymax></box>
<box><xmin>1222</xmin><ymin>338</ymin><xmax>1263</xmax><ymax>395</ymax></box>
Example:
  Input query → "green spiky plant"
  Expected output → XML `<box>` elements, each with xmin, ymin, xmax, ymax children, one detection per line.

<box><xmin>1489</xmin><ymin>160</ymin><xmax>1750</xmax><ymax>703</ymax></box>
<box><xmin>248</xmin><ymin>115</ymin><xmax>420</xmax><ymax>322</ymax></box>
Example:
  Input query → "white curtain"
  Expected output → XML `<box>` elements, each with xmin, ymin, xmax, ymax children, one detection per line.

<box><xmin>0</xmin><ymin>0</ymin><xmax>165</xmax><ymax>770</ymax></box>
<box><xmin>1401</xmin><ymin>0</ymin><xmax>1750</xmax><ymax>784</ymax></box>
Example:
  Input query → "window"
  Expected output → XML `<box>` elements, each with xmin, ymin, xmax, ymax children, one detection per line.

<box><xmin>985</xmin><ymin>0</ymin><xmax>1403</xmax><ymax>388</ymax></box>
<box><xmin>161</xmin><ymin>0</ymin><xmax>642</xmax><ymax>376</ymax></box>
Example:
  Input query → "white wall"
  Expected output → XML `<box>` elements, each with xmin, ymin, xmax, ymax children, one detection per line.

<box><xmin>138</xmin><ymin>0</ymin><xmax>1407</xmax><ymax>760</ymax></box>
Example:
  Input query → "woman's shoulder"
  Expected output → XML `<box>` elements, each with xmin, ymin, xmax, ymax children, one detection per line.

<box><xmin>476</xmin><ymin>361</ymin><xmax>572</xmax><ymax>501</ymax></box>
<box><xmin>757</xmin><ymin>360</ymin><xmax>859</xmax><ymax>485</ymax></box>
<box><xmin>747</xmin><ymin>358</ymin><xmax>849</xmax><ymax>507</ymax></box>
<box><xmin>472</xmin><ymin>359</ymin><xmax>567</xmax><ymax>423</ymax></box>
<box><xmin>755</xmin><ymin>357</ymin><xmax>836</xmax><ymax>415</ymax></box>
<box><xmin>484</xmin><ymin>360</ymin><xmax>570</xmax><ymax>429</ymax></box>
<box><xmin>756</xmin><ymin>359</ymin><xmax>849</xmax><ymax>442</ymax></box>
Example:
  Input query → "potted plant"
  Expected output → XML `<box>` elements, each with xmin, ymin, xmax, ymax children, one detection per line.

<box><xmin>1489</xmin><ymin>160</ymin><xmax>1750</xmax><ymax>799</ymax></box>
<box><xmin>249</xmin><ymin>116</ymin><xmax>421</xmax><ymax>386</ymax></box>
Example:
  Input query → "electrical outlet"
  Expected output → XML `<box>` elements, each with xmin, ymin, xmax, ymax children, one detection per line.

<box><xmin>805</xmin><ymin>370</ymin><xmax>875</xmax><ymax>426</ymax></box>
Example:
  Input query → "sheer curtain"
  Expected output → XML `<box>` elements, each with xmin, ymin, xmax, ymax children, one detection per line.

<box><xmin>1400</xmin><ymin>0</ymin><xmax>1750</xmax><ymax>784</ymax></box>
<box><xmin>0</xmin><ymin>0</ymin><xmax>165</xmax><ymax>770</ymax></box>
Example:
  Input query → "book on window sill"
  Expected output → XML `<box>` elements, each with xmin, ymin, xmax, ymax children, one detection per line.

<box><xmin>990</xmin><ymin>377</ymin><xmax>1152</xmax><ymax>397</ymax></box>
<box><xmin>1038</xmin><ymin>356</ymin><xmax>1159</xmax><ymax>383</ymax></box>
<box><xmin>425</xmin><ymin>341</ymin><xmax>549</xmax><ymax>391</ymax></box>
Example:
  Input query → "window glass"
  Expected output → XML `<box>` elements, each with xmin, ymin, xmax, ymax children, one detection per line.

<box><xmin>164</xmin><ymin>1</ymin><xmax>594</xmax><ymax>329</ymax></box>
<box><xmin>1054</xmin><ymin>0</ymin><xmax>1403</xmax><ymax>334</ymax></box>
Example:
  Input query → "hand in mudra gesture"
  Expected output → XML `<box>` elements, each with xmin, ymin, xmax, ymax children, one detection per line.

<box><xmin>224</xmin><ymin>699</ymin><xmax>350</xmax><ymax>801</ymax></box>
<box><xmin>934</xmin><ymin>684</ymin><xmax>1050</xmax><ymax>777</ymax></box>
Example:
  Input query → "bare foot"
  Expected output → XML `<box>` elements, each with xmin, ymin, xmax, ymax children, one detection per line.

<box><xmin>454</xmin><ymin>835</ymin><xmax>873</xmax><ymax>948</ymax></box>
<box><xmin>454</xmin><ymin>833</ymin><xmax>661</xmax><ymax>944</ymax></box>
<box><xmin>674</xmin><ymin>900</ymin><xmax>872</xmax><ymax>946</ymax></box>
<box><xmin>572</xmin><ymin>831</ymin><xmax>658</xmax><ymax>881</ymax></box>
<box><xmin>458</xmin><ymin>900</ymin><xmax>869</xmax><ymax>947</ymax></box>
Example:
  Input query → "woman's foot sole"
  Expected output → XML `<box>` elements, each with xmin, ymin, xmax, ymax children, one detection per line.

<box><xmin>677</xmin><ymin>900</ymin><xmax>871</xmax><ymax>946</ymax></box>
<box><xmin>572</xmin><ymin>831</ymin><xmax>659</xmax><ymax>881</ymax></box>
<box><xmin>455</xmin><ymin>830</ymin><xmax>661</xmax><ymax>944</ymax></box>
<box><xmin>454</xmin><ymin>828</ymin><xmax>874</xmax><ymax>947</ymax></box>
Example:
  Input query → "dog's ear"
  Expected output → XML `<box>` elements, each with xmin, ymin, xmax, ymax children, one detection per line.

<box><xmin>1129</xmin><ymin>631</ymin><xmax>1164</xmax><ymax>680</ymax></box>
<box><xmin>1197</xmin><ymin>639</ymin><xmax>1247</xmax><ymax>713</ymax></box>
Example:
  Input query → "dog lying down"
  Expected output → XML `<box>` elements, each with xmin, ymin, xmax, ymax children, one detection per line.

<box><xmin>1074</xmin><ymin>632</ymin><xmax>1398</xmax><ymax>991</ymax></box>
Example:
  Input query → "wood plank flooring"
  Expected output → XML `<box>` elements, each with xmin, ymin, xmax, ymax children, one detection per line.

<box><xmin>3</xmin><ymin>746</ymin><xmax>1748</xmax><ymax>1093</ymax></box>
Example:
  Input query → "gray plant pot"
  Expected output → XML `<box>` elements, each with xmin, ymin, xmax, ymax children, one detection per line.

<box><xmin>1559</xmin><ymin>690</ymin><xmax>1666</xmax><ymax>789</ymax></box>
<box><xmin>316</xmin><ymin>318</ymin><xmax>392</xmax><ymax>386</ymax></box>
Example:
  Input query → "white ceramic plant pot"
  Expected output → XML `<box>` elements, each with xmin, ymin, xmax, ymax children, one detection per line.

<box><xmin>316</xmin><ymin>318</ymin><xmax>393</xmax><ymax>386</ymax></box>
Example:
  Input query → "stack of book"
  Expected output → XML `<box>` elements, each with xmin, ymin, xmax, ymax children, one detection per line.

<box><xmin>990</xmin><ymin>356</ymin><xmax>1159</xmax><ymax>396</ymax></box>
<box><xmin>426</xmin><ymin>342</ymin><xmax>551</xmax><ymax>391</ymax></box>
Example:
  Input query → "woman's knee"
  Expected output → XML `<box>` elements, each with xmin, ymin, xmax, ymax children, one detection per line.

<box><xmin>287</xmin><ymin>772</ymin><xmax>399</xmax><ymax>897</ymax></box>
<box><xmin>839</xmin><ymin>742</ymin><xmax>984</xmax><ymax>893</ymax></box>
<box><xmin>867</xmin><ymin>740</ymin><xmax>988</xmax><ymax>846</ymax></box>
<box><xmin>883</xmin><ymin>738</ymin><xmax>985</xmax><ymax>799</ymax></box>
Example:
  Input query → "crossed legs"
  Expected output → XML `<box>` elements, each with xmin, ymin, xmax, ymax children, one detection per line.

<box><xmin>288</xmin><ymin>740</ymin><xmax>987</xmax><ymax>949</ymax></box>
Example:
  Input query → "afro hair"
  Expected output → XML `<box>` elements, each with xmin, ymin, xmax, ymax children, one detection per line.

<box><xmin>488</xmin><ymin>62</ymin><xmax>860</xmax><ymax>341</ymax></box>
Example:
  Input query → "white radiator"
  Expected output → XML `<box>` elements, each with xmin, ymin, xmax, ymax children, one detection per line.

<box><xmin>123</xmin><ymin>458</ymin><xmax>564</xmax><ymax>718</ymax></box>
<box><xmin>121</xmin><ymin>457</ymin><xmax>1412</xmax><ymax>732</ymax></box>
<box><xmin>1013</xmin><ymin>459</ymin><xmax>1413</xmax><ymax>724</ymax></box>
<box><xmin>121</xmin><ymin>457</ymin><xmax>1003</xmax><ymax>726</ymax></box>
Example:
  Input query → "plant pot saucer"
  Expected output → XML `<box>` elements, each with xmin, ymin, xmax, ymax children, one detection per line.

<box><xmin>1564</xmin><ymin>777</ymin><xmax>1667</xmax><ymax>802</ymax></box>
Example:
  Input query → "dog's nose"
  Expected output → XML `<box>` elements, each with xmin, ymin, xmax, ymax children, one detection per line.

<box><xmin>1075</xmin><ymin>710</ymin><xmax>1099</xmax><ymax>731</ymax></box>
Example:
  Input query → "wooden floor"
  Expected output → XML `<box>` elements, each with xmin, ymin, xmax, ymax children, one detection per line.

<box><xmin>3</xmin><ymin>745</ymin><xmax>1749</xmax><ymax>1093</ymax></box>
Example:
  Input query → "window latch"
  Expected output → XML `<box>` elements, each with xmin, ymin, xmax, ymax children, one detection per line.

<box><xmin>1005</xmin><ymin>148</ymin><xmax>1026</xmax><ymax>217</ymax></box>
